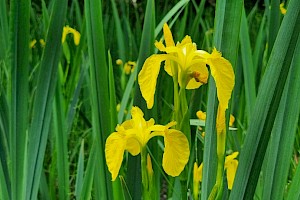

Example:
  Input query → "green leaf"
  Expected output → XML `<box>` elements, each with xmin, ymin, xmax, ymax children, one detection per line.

<box><xmin>9</xmin><ymin>0</ymin><xmax>31</xmax><ymax>199</ymax></box>
<box><xmin>53</xmin><ymin>80</ymin><xmax>70</xmax><ymax>200</ymax></box>
<box><xmin>264</xmin><ymin>31</ymin><xmax>300</xmax><ymax>200</ymax></box>
<box><xmin>0</xmin><ymin>0</ymin><xmax>9</xmax><ymax>60</ymax></box>
<box><xmin>26</xmin><ymin>0</ymin><xmax>68</xmax><ymax>198</ymax></box>
<box><xmin>85</xmin><ymin>0</ymin><xmax>113</xmax><ymax>198</ymax></box>
<box><xmin>239</xmin><ymin>8</ymin><xmax>256</xmax><ymax>119</ymax></box>
<box><xmin>229</xmin><ymin>0</ymin><xmax>300</xmax><ymax>198</ymax></box>
<box><xmin>75</xmin><ymin>140</ymin><xmax>85</xmax><ymax>199</ymax></box>
<box><xmin>287</xmin><ymin>160</ymin><xmax>300</xmax><ymax>200</ymax></box>
<box><xmin>79</xmin><ymin>141</ymin><xmax>96</xmax><ymax>200</ymax></box>
<box><xmin>202</xmin><ymin>0</ymin><xmax>243</xmax><ymax>199</ymax></box>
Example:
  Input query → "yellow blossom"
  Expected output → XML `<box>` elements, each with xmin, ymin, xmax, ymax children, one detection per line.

<box><xmin>229</xmin><ymin>115</ymin><xmax>235</xmax><ymax>127</ymax></box>
<box><xmin>30</xmin><ymin>39</ymin><xmax>37</xmax><ymax>48</ymax></box>
<box><xmin>39</xmin><ymin>39</ymin><xmax>45</xmax><ymax>47</ymax></box>
<box><xmin>138</xmin><ymin>23</ymin><xmax>234</xmax><ymax>110</ymax></box>
<box><xmin>116</xmin><ymin>59</ymin><xmax>123</xmax><ymax>65</ymax></box>
<box><xmin>147</xmin><ymin>154</ymin><xmax>153</xmax><ymax>177</ymax></box>
<box><xmin>196</xmin><ymin>110</ymin><xmax>235</xmax><ymax>127</ymax></box>
<box><xmin>105</xmin><ymin>106</ymin><xmax>190</xmax><ymax>181</ymax></box>
<box><xmin>194</xmin><ymin>152</ymin><xmax>238</xmax><ymax>190</ymax></box>
<box><xmin>224</xmin><ymin>152</ymin><xmax>239</xmax><ymax>190</ymax></box>
<box><xmin>196</xmin><ymin>110</ymin><xmax>206</xmax><ymax>120</ymax></box>
<box><xmin>193</xmin><ymin>162</ymin><xmax>203</xmax><ymax>199</ymax></box>
<box><xmin>62</xmin><ymin>26</ymin><xmax>81</xmax><ymax>46</ymax></box>
<box><xmin>280</xmin><ymin>3</ymin><xmax>287</xmax><ymax>15</ymax></box>
<box><xmin>124</xmin><ymin>61</ymin><xmax>136</xmax><ymax>75</ymax></box>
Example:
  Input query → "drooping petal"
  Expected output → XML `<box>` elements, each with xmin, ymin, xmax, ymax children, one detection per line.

<box><xmin>162</xmin><ymin>129</ymin><xmax>190</xmax><ymax>176</ymax></box>
<box><xmin>138</xmin><ymin>54</ymin><xmax>168</xmax><ymax>109</ymax></box>
<box><xmin>209</xmin><ymin>48</ymin><xmax>235</xmax><ymax>110</ymax></box>
<box><xmin>105</xmin><ymin>132</ymin><xmax>127</xmax><ymax>181</ymax></box>
<box><xmin>163</xmin><ymin>23</ymin><xmax>175</xmax><ymax>47</ymax></box>
<box><xmin>225</xmin><ymin>159</ymin><xmax>238</xmax><ymax>190</ymax></box>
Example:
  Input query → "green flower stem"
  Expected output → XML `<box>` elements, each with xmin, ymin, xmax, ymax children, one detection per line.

<box><xmin>141</xmin><ymin>147</ymin><xmax>150</xmax><ymax>200</ymax></box>
<box><xmin>170</xmin><ymin>63</ymin><xmax>191</xmax><ymax>199</ymax></box>
<box><xmin>178</xmin><ymin>87</ymin><xmax>191</xmax><ymax>144</ymax></box>
<box><xmin>216</xmin><ymin>130</ymin><xmax>226</xmax><ymax>186</ymax></box>
<box><xmin>208</xmin><ymin>128</ymin><xmax>226</xmax><ymax>200</ymax></box>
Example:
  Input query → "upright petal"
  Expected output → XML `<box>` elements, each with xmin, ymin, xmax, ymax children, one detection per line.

<box><xmin>225</xmin><ymin>159</ymin><xmax>238</xmax><ymax>190</ymax></box>
<box><xmin>225</xmin><ymin>152</ymin><xmax>239</xmax><ymax>190</ymax></box>
<box><xmin>125</xmin><ymin>137</ymin><xmax>141</xmax><ymax>156</ymax></box>
<box><xmin>209</xmin><ymin>48</ymin><xmax>235</xmax><ymax>109</ymax></box>
<box><xmin>216</xmin><ymin>106</ymin><xmax>226</xmax><ymax>134</ymax></box>
<box><xmin>163</xmin><ymin>23</ymin><xmax>175</xmax><ymax>47</ymax></box>
<box><xmin>162</xmin><ymin>129</ymin><xmax>190</xmax><ymax>176</ymax></box>
<box><xmin>105</xmin><ymin>132</ymin><xmax>127</xmax><ymax>181</ymax></box>
<box><xmin>138</xmin><ymin>54</ymin><xmax>168</xmax><ymax>109</ymax></box>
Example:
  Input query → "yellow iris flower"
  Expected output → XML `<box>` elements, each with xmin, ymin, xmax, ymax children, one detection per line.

<box><xmin>105</xmin><ymin>106</ymin><xmax>190</xmax><ymax>181</ymax></box>
<box><xmin>280</xmin><ymin>3</ymin><xmax>287</xmax><ymax>15</ymax></box>
<box><xmin>62</xmin><ymin>26</ymin><xmax>81</xmax><ymax>46</ymax></box>
<box><xmin>194</xmin><ymin>152</ymin><xmax>239</xmax><ymax>190</ymax></box>
<box><xmin>138</xmin><ymin>23</ymin><xmax>234</xmax><ymax>110</ymax></box>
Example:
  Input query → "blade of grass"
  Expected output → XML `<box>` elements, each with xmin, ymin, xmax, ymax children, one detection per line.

<box><xmin>38</xmin><ymin>171</ymin><xmax>50</xmax><ymax>200</ymax></box>
<box><xmin>0</xmin><ymin>86</ymin><xmax>9</xmax><ymax>194</ymax></box>
<box><xmin>267</xmin><ymin>0</ymin><xmax>280</xmax><ymax>58</ymax></box>
<box><xmin>154</xmin><ymin>0</ymin><xmax>189</xmax><ymax>37</ymax></box>
<box><xmin>75</xmin><ymin>140</ymin><xmax>85</xmax><ymax>199</ymax></box>
<box><xmin>79</xmin><ymin>140</ymin><xmax>96</xmax><ymax>200</ymax></box>
<box><xmin>0</xmin><ymin>0</ymin><xmax>9</xmax><ymax>60</ymax></box>
<box><xmin>229</xmin><ymin>0</ymin><xmax>300</xmax><ymax>198</ymax></box>
<box><xmin>9</xmin><ymin>0</ymin><xmax>30</xmax><ymax>199</ymax></box>
<box><xmin>0</xmin><ymin>159</ymin><xmax>9</xmax><ymax>200</ymax></box>
<box><xmin>267</xmin><ymin>33</ymin><xmax>300</xmax><ymax>200</ymax></box>
<box><xmin>252</xmin><ymin>10</ymin><xmax>267</xmax><ymax>79</ymax></box>
<box><xmin>287</xmin><ymin>160</ymin><xmax>300</xmax><ymax>200</ymax></box>
<box><xmin>53</xmin><ymin>78</ymin><xmax>70</xmax><ymax>200</ymax></box>
<box><xmin>110</xmin><ymin>0</ymin><xmax>126</xmax><ymax>61</ymax></box>
<box><xmin>202</xmin><ymin>0</ymin><xmax>242</xmax><ymax>199</ymax></box>
<box><xmin>239</xmin><ymin>8</ymin><xmax>256</xmax><ymax>119</ymax></box>
<box><xmin>26</xmin><ymin>0</ymin><xmax>68</xmax><ymax>198</ymax></box>
<box><xmin>85</xmin><ymin>0</ymin><xmax>113</xmax><ymax>198</ymax></box>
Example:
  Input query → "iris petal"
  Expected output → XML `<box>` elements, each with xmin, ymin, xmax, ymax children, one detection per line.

<box><xmin>138</xmin><ymin>54</ymin><xmax>169</xmax><ymax>109</ymax></box>
<box><xmin>209</xmin><ymin>48</ymin><xmax>235</xmax><ymax>110</ymax></box>
<box><xmin>162</xmin><ymin>129</ymin><xmax>190</xmax><ymax>176</ymax></box>
<box><xmin>105</xmin><ymin>132</ymin><xmax>127</xmax><ymax>181</ymax></box>
<box><xmin>125</xmin><ymin>137</ymin><xmax>140</xmax><ymax>156</ymax></box>
<box><xmin>163</xmin><ymin>23</ymin><xmax>175</xmax><ymax>47</ymax></box>
<box><xmin>225</xmin><ymin>159</ymin><xmax>238</xmax><ymax>190</ymax></box>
